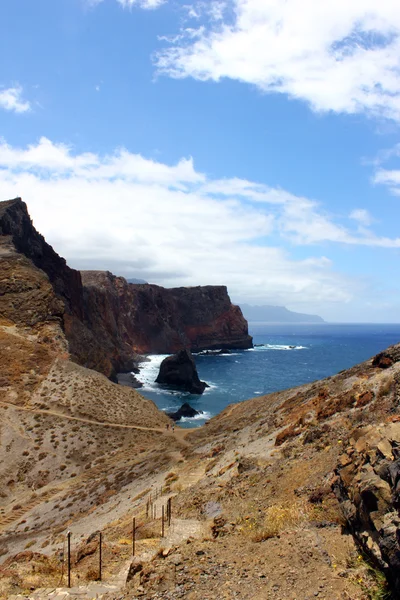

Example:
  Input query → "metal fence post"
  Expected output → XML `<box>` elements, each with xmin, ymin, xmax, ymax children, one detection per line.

<box><xmin>67</xmin><ymin>531</ymin><xmax>71</xmax><ymax>588</ymax></box>
<box><xmin>132</xmin><ymin>517</ymin><xmax>136</xmax><ymax>557</ymax></box>
<box><xmin>99</xmin><ymin>532</ymin><xmax>102</xmax><ymax>581</ymax></box>
<box><xmin>162</xmin><ymin>505</ymin><xmax>165</xmax><ymax>538</ymax></box>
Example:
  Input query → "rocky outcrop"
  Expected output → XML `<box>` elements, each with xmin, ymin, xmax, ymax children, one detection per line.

<box><xmin>372</xmin><ymin>345</ymin><xmax>400</xmax><ymax>369</ymax></box>
<box><xmin>333</xmin><ymin>422</ymin><xmax>400</xmax><ymax>595</ymax></box>
<box><xmin>168</xmin><ymin>402</ymin><xmax>201</xmax><ymax>421</ymax></box>
<box><xmin>156</xmin><ymin>349</ymin><xmax>208</xmax><ymax>394</ymax></box>
<box><xmin>0</xmin><ymin>199</ymin><xmax>252</xmax><ymax>380</ymax></box>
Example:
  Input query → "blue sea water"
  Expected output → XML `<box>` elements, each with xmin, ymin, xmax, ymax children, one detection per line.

<box><xmin>136</xmin><ymin>323</ymin><xmax>400</xmax><ymax>428</ymax></box>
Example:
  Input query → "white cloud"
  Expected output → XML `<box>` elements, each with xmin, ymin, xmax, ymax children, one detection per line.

<box><xmin>373</xmin><ymin>143</ymin><xmax>400</xmax><ymax>194</ymax></box>
<box><xmin>89</xmin><ymin>0</ymin><xmax>165</xmax><ymax>8</ymax></box>
<box><xmin>119</xmin><ymin>0</ymin><xmax>165</xmax><ymax>7</ymax></box>
<box><xmin>1</xmin><ymin>137</ymin><xmax>398</xmax><ymax>310</ymax></box>
<box><xmin>349</xmin><ymin>208</ymin><xmax>374</xmax><ymax>227</ymax></box>
<box><xmin>375</xmin><ymin>168</ymin><xmax>400</xmax><ymax>188</ymax></box>
<box><xmin>0</xmin><ymin>85</ymin><xmax>31</xmax><ymax>114</ymax></box>
<box><xmin>156</xmin><ymin>0</ymin><xmax>400</xmax><ymax>120</ymax></box>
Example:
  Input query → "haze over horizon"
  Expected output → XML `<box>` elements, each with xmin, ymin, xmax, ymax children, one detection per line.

<box><xmin>1</xmin><ymin>0</ymin><xmax>400</xmax><ymax>322</ymax></box>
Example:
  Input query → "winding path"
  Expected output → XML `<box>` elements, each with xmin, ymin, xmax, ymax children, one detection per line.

<box><xmin>0</xmin><ymin>400</ymin><xmax>190</xmax><ymax>441</ymax></box>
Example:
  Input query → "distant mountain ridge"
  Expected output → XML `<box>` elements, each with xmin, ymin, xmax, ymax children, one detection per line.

<box><xmin>127</xmin><ymin>277</ymin><xmax>147</xmax><ymax>284</ymax></box>
<box><xmin>241</xmin><ymin>303</ymin><xmax>325</xmax><ymax>323</ymax></box>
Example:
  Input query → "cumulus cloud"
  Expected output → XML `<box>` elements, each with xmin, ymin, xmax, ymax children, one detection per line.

<box><xmin>1</xmin><ymin>137</ymin><xmax>398</xmax><ymax>309</ymax></box>
<box><xmin>155</xmin><ymin>0</ymin><xmax>400</xmax><ymax>120</ymax></box>
<box><xmin>0</xmin><ymin>85</ymin><xmax>31</xmax><ymax>114</ymax></box>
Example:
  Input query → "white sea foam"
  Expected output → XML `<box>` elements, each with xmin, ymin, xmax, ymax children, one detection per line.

<box><xmin>134</xmin><ymin>354</ymin><xmax>168</xmax><ymax>391</ymax></box>
<box><xmin>249</xmin><ymin>344</ymin><xmax>308</xmax><ymax>351</ymax></box>
<box><xmin>180</xmin><ymin>411</ymin><xmax>212</xmax><ymax>423</ymax></box>
<box><xmin>204</xmin><ymin>382</ymin><xmax>218</xmax><ymax>392</ymax></box>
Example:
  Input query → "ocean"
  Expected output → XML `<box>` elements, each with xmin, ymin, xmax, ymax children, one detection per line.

<box><xmin>136</xmin><ymin>323</ymin><xmax>400</xmax><ymax>428</ymax></box>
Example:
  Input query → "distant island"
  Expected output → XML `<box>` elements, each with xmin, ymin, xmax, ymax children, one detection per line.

<box><xmin>240</xmin><ymin>304</ymin><xmax>325</xmax><ymax>323</ymax></box>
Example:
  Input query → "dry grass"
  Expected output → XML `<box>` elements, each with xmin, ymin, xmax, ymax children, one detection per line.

<box><xmin>251</xmin><ymin>501</ymin><xmax>312</xmax><ymax>542</ymax></box>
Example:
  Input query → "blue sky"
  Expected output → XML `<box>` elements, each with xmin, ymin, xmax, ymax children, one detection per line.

<box><xmin>1</xmin><ymin>0</ymin><xmax>400</xmax><ymax>321</ymax></box>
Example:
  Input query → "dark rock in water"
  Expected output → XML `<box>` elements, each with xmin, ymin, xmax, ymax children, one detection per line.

<box><xmin>156</xmin><ymin>349</ymin><xmax>208</xmax><ymax>394</ymax></box>
<box><xmin>117</xmin><ymin>372</ymin><xmax>143</xmax><ymax>389</ymax></box>
<box><xmin>168</xmin><ymin>402</ymin><xmax>201</xmax><ymax>421</ymax></box>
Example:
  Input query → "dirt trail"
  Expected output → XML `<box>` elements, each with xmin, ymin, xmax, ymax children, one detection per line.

<box><xmin>0</xmin><ymin>400</ymin><xmax>190</xmax><ymax>438</ymax></box>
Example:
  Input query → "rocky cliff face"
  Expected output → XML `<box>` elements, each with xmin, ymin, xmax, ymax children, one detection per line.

<box><xmin>0</xmin><ymin>199</ymin><xmax>252</xmax><ymax>379</ymax></box>
<box><xmin>81</xmin><ymin>271</ymin><xmax>252</xmax><ymax>357</ymax></box>
<box><xmin>332</xmin><ymin>345</ymin><xmax>400</xmax><ymax>595</ymax></box>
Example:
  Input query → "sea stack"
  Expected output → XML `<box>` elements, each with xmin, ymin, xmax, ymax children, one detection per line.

<box><xmin>156</xmin><ymin>349</ymin><xmax>208</xmax><ymax>394</ymax></box>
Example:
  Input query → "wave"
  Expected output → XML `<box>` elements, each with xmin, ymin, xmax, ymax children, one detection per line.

<box><xmin>180</xmin><ymin>411</ymin><xmax>212</xmax><ymax>423</ymax></box>
<box><xmin>248</xmin><ymin>344</ymin><xmax>308</xmax><ymax>351</ymax></box>
<box><xmin>204</xmin><ymin>382</ymin><xmax>218</xmax><ymax>392</ymax></box>
<box><xmin>134</xmin><ymin>354</ymin><xmax>168</xmax><ymax>391</ymax></box>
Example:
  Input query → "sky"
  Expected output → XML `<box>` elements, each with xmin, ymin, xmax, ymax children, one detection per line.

<box><xmin>1</xmin><ymin>0</ymin><xmax>400</xmax><ymax>322</ymax></box>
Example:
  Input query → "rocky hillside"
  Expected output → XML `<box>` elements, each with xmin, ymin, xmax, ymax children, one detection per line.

<box><xmin>1</xmin><ymin>198</ymin><xmax>252</xmax><ymax>380</ymax></box>
<box><xmin>1</xmin><ymin>337</ymin><xmax>400</xmax><ymax>598</ymax></box>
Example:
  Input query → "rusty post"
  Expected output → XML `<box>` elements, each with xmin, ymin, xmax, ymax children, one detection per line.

<box><xmin>168</xmin><ymin>498</ymin><xmax>171</xmax><ymax>527</ymax></box>
<box><xmin>99</xmin><ymin>532</ymin><xmax>102</xmax><ymax>581</ymax></box>
<box><xmin>67</xmin><ymin>531</ymin><xmax>71</xmax><ymax>588</ymax></box>
<box><xmin>162</xmin><ymin>505</ymin><xmax>165</xmax><ymax>538</ymax></box>
<box><xmin>132</xmin><ymin>517</ymin><xmax>136</xmax><ymax>556</ymax></box>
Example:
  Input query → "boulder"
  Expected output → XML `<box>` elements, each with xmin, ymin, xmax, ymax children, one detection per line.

<box><xmin>74</xmin><ymin>531</ymin><xmax>100</xmax><ymax>564</ymax></box>
<box><xmin>372</xmin><ymin>346</ymin><xmax>400</xmax><ymax>369</ymax></box>
<box><xmin>156</xmin><ymin>349</ymin><xmax>208</xmax><ymax>395</ymax></box>
<box><xmin>168</xmin><ymin>402</ymin><xmax>201</xmax><ymax>422</ymax></box>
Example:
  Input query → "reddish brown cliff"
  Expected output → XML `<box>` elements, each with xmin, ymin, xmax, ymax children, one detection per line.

<box><xmin>0</xmin><ymin>199</ymin><xmax>252</xmax><ymax>379</ymax></box>
<box><xmin>81</xmin><ymin>271</ymin><xmax>252</xmax><ymax>356</ymax></box>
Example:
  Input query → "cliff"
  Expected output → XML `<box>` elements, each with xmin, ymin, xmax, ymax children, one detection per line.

<box><xmin>0</xmin><ymin>198</ymin><xmax>252</xmax><ymax>379</ymax></box>
<box><xmin>81</xmin><ymin>271</ymin><xmax>252</xmax><ymax>356</ymax></box>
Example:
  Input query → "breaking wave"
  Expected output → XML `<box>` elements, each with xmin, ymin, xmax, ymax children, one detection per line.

<box><xmin>134</xmin><ymin>355</ymin><xmax>168</xmax><ymax>392</ymax></box>
<box><xmin>180</xmin><ymin>411</ymin><xmax>212</xmax><ymax>423</ymax></box>
<box><xmin>249</xmin><ymin>344</ymin><xmax>307</xmax><ymax>351</ymax></box>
